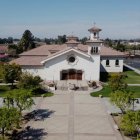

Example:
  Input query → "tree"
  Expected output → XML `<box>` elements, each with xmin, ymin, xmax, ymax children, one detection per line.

<box><xmin>104</xmin><ymin>38</ymin><xmax>113</xmax><ymax>47</ymax></box>
<box><xmin>110</xmin><ymin>90</ymin><xmax>133</xmax><ymax>114</ymax></box>
<box><xmin>108</xmin><ymin>73</ymin><xmax>127</xmax><ymax>92</ymax></box>
<box><xmin>120</xmin><ymin>111</ymin><xmax>140</xmax><ymax>137</ymax></box>
<box><xmin>80</xmin><ymin>37</ymin><xmax>88</xmax><ymax>45</ymax></box>
<box><xmin>0</xmin><ymin>37</ymin><xmax>13</xmax><ymax>44</ymax></box>
<box><xmin>18</xmin><ymin>72</ymin><xmax>43</xmax><ymax>89</ymax></box>
<box><xmin>18</xmin><ymin>30</ymin><xmax>35</xmax><ymax>52</ymax></box>
<box><xmin>116</xmin><ymin>44</ymin><xmax>126</xmax><ymax>52</ymax></box>
<box><xmin>7</xmin><ymin>37</ymin><xmax>13</xmax><ymax>44</ymax></box>
<box><xmin>0</xmin><ymin>62</ymin><xmax>4</xmax><ymax>80</ymax></box>
<box><xmin>57</xmin><ymin>35</ymin><xmax>66</xmax><ymax>44</ymax></box>
<box><xmin>8</xmin><ymin>44</ymin><xmax>18</xmax><ymax>57</ymax></box>
<box><xmin>4</xmin><ymin>89</ymin><xmax>34</xmax><ymax>113</ymax></box>
<box><xmin>0</xmin><ymin>107</ymin><xmax>21</xmax><ymax>138</ymax></box>
<box><xmin>3</xmin><ymin>63</ymin><xmax>22</xmax><ymax>88</ymax></box>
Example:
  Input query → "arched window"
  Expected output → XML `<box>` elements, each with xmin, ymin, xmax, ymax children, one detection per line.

<box><xmin>93</xmin><ymin>47</ymin><xmax>96</xmax><ymax>53</ymax></box>
<box><xmin>106</xmin><ymin>59</ymin><xmax>110</xmax><ymax>66</ymax></box>
<box><xmin>115</xmin><ymin>59</ymin><xmax>119</xmax><ymax>66</ymax></box>
<box><xmin>96</xmin><ymin>47</ymin><xmax>98</xmax><ymax>53</ymax></box>
<box><xmin>91</xmin><ymin>47</ymin><xmax>98</xmax><ymax>53</ymax></box>
<box><xmin>91</xmin><ymin>47</ymin><xmax>94</xmax><ymax>54</ymax></box>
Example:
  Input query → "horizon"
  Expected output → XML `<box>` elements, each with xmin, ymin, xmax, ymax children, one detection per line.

<box><xmin>0</xmin><ymin>0</ymin><xmax>140</xmax><ymax>39</ymax></box>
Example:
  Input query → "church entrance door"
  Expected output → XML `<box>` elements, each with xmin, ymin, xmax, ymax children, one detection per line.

<box><xmin>61</xmin><ymin>69</ymin><xmax>82</xmax><ymax>80</ymax></box>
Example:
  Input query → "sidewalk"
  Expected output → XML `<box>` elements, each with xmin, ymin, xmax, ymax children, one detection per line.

<box><xmin>0</xmin><ymin>83</ymin><xmax>17</xmax><ymax>86</ymax></box>
<box><xmin>124</xmin><ymin>63</ymin><xmax>140</xmax><ymax>74</ymax></box>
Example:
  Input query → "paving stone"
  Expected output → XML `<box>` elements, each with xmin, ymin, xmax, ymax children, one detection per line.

<box><xmin>74</xmin><ymin>116</ymin><xmax>114</xmax><ymax>134</ymax></box>
<box><xmin>74</xmin><ymin>135</ymin><xmax>117</xmax><ymax>140</ymax></box>
<box><xmin>43</xmin><ymin>135</ymin><xmax>68</xmax><ymax>140</ymax></box>
<box><xmin>74</xmin><ymin>94</ymin><xmax>101</xmax><ymax>104</ymax></box>
<box><xmin>41</xmin><ymin>103</ymin><xmax>69</xmax><ymax>116</ymax></box>
<box><xmin>74</xmin><ymin>104</ymin><xmax>106</xmax><ymax>116</ymax></box>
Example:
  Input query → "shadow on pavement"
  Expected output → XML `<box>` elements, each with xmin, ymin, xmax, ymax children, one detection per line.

<box><xmin>24</xmin><ymin>109</ymin><xmax>55</xmax><ymax>121</ymax></box>
<box><xmin>12</xmin><ymin>128</ymin><xmax>48</xmax><ymax>140</ymax></box>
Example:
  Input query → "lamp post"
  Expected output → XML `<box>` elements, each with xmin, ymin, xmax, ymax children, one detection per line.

<box><xmin>130</xmin><ymin>98</ymin><xmax>139</xmax><ymax>111</ymax></box>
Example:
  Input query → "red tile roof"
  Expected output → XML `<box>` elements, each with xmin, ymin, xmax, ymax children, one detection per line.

<box><xmin>20</xmin><ymin>44</ymin><xmax>66</xmax><ymax>56</ymax></box>
<box><xmin>100</xmin><ymin>46</ymin><xmax>124</xmax><ymax>56</ymax></box>
<box><xmin>10</xmin><ymin>56</ymin><xmax>47</xmax><ymax>66</ymax></box>
<box><xmin>66</xmin><ymin>40</ymin><xmax>79</xmax><ymax>44</ymax></box>
<box><xmin>10</xmin><ymin>44</ymin><xmax>124</xmax><ymax>66</ymax></box>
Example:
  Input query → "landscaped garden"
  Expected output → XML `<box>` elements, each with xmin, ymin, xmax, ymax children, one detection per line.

<box><xmin>91</xmin><ymin>85</ymin><xmax>140</xmax><ymax>97</ymax></box>
<box><xmin>91</xmin><ymin>72</ymin><xmax>140</xmax><ymax>140</ymax></box>
<box><xmin>124</xmin><ymin>70</ymin><xmax>140</xmax><ymax>84</ymax></box>
<box><xmin>0</xmin><ymin>63</ymin><xmax>54</xmax><ymax>139</ymax></box>
<box><xmin>91</xmin><ymin>70</ymin><xmax>140</xmax><ymax>97</ymax></box>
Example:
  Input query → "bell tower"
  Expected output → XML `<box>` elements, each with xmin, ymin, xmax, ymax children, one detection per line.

<box><xmin>88</xmin><ymin>23</ymin><xmax>102</xmax><ymax>41</ymax></box>
<box><xmin>86</xmin><ymin>24</ymin><xmax>103</xmax><ymax>55</ymax></box>
<box><xmin>86</xmin><ymin>24</ymin><xmax>103</xmax><ymax>81</ymax></box>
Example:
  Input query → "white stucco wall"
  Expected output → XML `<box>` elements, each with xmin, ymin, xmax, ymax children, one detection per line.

<box><xmin>22</xmin><ymin>51</ymin><xmax>100</xmax><ymax>81</ymax></box>
<box><xmin>100</xmin><ymin>58</ymin><xmax>123</xmax><ymax>72</ymax></box>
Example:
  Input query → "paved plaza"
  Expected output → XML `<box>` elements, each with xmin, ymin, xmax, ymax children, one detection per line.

<box><xmin>20</xmin><ymin>90</ymin><xmax>123</xmax><ymax>140</ymax></box>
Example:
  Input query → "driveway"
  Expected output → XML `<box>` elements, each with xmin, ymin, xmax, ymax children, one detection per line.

<box><xmin>22</xmin><ymin>90</ymin><xmax>123</xmax><ymax>140</ymax></box>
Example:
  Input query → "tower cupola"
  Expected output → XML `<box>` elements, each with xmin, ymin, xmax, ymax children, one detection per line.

<box><xmin>88</xmin><ymin>24</ymin><xmax>102</xmax><ymax>41</ymax></box>
<box><xmin>66</xmin><ymin>35</ymin><xmax>79</xmax><ymax>47</ymax></box>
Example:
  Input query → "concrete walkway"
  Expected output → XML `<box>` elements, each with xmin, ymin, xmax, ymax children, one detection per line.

<box><xmin>22</xmin><ymin>91</ymin><xmax>123</xmax><ymax>140</ymax></box>
<box><xmin>102</xmin><ymin>97</ymin><xmax>140</xmax><ymax>114</ymax></box>
<box><xmin>124</xmin><ymin>63</ymin><xmax>140</xmax><ymax>74</ymax></box>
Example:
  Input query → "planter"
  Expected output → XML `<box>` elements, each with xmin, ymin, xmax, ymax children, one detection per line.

<box><xmin>49</xmin><ymin>86</ymin><xmax>55</xmax><ymax>91</ymax></box>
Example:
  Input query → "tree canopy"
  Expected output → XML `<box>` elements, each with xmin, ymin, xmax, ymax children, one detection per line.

<box><xmin>18</xmin><ymin>30</ymin><xmax>35</xmax><ymax>53</ymax></box>
<box><xmin>3</xmin><ymin>63</ymin><xmax>22</xmax><ymax>86</ymax></box>
<box><xmin>8</xmin><ymin>44</ymin><xmax>19</xmax><ymax>57</ymax></box>
<box><xmin>120</xmin><ymin>111</ymin><xmax>140</xmax><ymax>137</ymax></box>
<box><xmin>0</xmin><ymin>37</ymin><xmax>13</xmax><ymax>44</ymax></box>
<box><xmin>18</xmin><ymin>72</ymin><xmax>43</xmax><ymax>89</ymax></box>
<box><xmin>4</xmin><ymin>89</ymin><xmax>34</xmax><ymax>113</ymax></box>
<box><xmin>108</xmin><ymin>73</ymin><xmax>127</xmax><ymax>92</ymax></box>
<box><xmin>110</xmin><ymin>90</ymin><xmax>133</xmax><ymax>114</ymax></box>
<box><xmin>0</xmin><ymin>107</ymin><xmax>21</xmax><ymax>137</ymax></box>
<box><xmin>0</xmin><ymin>62</ymin><xmax>4</xmax><ymax>80</ymax></box>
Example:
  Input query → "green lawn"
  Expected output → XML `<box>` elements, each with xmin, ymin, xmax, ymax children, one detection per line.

<box><xmin>100</xmin><ymin>71</ymin><xmax>140</xmax><ymax>84</ymax></box>
<box><xmin>0</xmin><ymin>85</ymin><xmax>10</xmax><ymax>97</ymax></box>
<box><xmin>90</xmin><ymin>86</ymin><xmax>112</xmax><ymax>97</ymax></box>
<box><xmin>0</xmin><ymin>85</ymin><xmax>54</xmax><ymax>97</ymax></box>
<box><xmin>124</xmin><ymin>70</ymin><xmax>140</xmax><ymax>84</ymax></box>
<box><xmin>128</xmin><ymin>86</ymin><xmax>140</xmax><ymax>98</ymax></box>
<box><xmin>91</xmin><ymin>86</ymin><xmax>140</xmax><ymax>98</ymax></box>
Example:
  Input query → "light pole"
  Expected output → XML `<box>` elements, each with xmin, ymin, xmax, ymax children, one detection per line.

<box><xmin>130</xmin><ymin>98</ymin><xmax>139</xmax><ymax>111</ymax></box>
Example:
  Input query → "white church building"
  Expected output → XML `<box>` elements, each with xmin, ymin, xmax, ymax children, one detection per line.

<box><xmin>11</xmin><ymin>25</ymin><xmax>124</xmax><ymax>81</ymax></box>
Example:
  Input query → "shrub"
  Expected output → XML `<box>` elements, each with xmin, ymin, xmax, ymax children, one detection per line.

<box><xmin>92</xmin><ymin>81</ymin><xmax>97</xmax><ymax>87</ymax></box>
<box><xmin>43</xmin><ymin>92</ymin><xmax>54</xmax><ymax>97</ymax></box>
<box><xmin>108</xmin><ymin>73</ymin><xmax>127</xmax><ymax>91</ymax></box>
<box><xmin>18</xmin><ymin>72</ymin><xmax>43</xmax><ymax>89</ymax></box>
<box><xmin>110</xmin><ymin>90</ymin><xmax>133</xmax><ymax>114</ymax></box>
<box><xmin>120</xmin><ymin>111</ymin><xmax>140</xmax><ymax>136</ymax></box>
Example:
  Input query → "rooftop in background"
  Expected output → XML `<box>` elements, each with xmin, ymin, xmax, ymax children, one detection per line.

<box><xmin>67</xmin><ymin>35</ymin><xmax>78</xmax><ymax>41</ymax></box>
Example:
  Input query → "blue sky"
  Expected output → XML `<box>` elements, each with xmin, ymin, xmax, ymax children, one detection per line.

<box><xmin>0</xmin><ymin>0</ymin><xmax>140</xmax><ymax>39</ymax></box>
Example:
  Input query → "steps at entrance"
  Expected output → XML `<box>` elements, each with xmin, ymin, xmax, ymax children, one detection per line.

<box><xmin>57</xmin><ymin>80</ymin><xmax>89</xmax><ymax>91</ymax></box>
